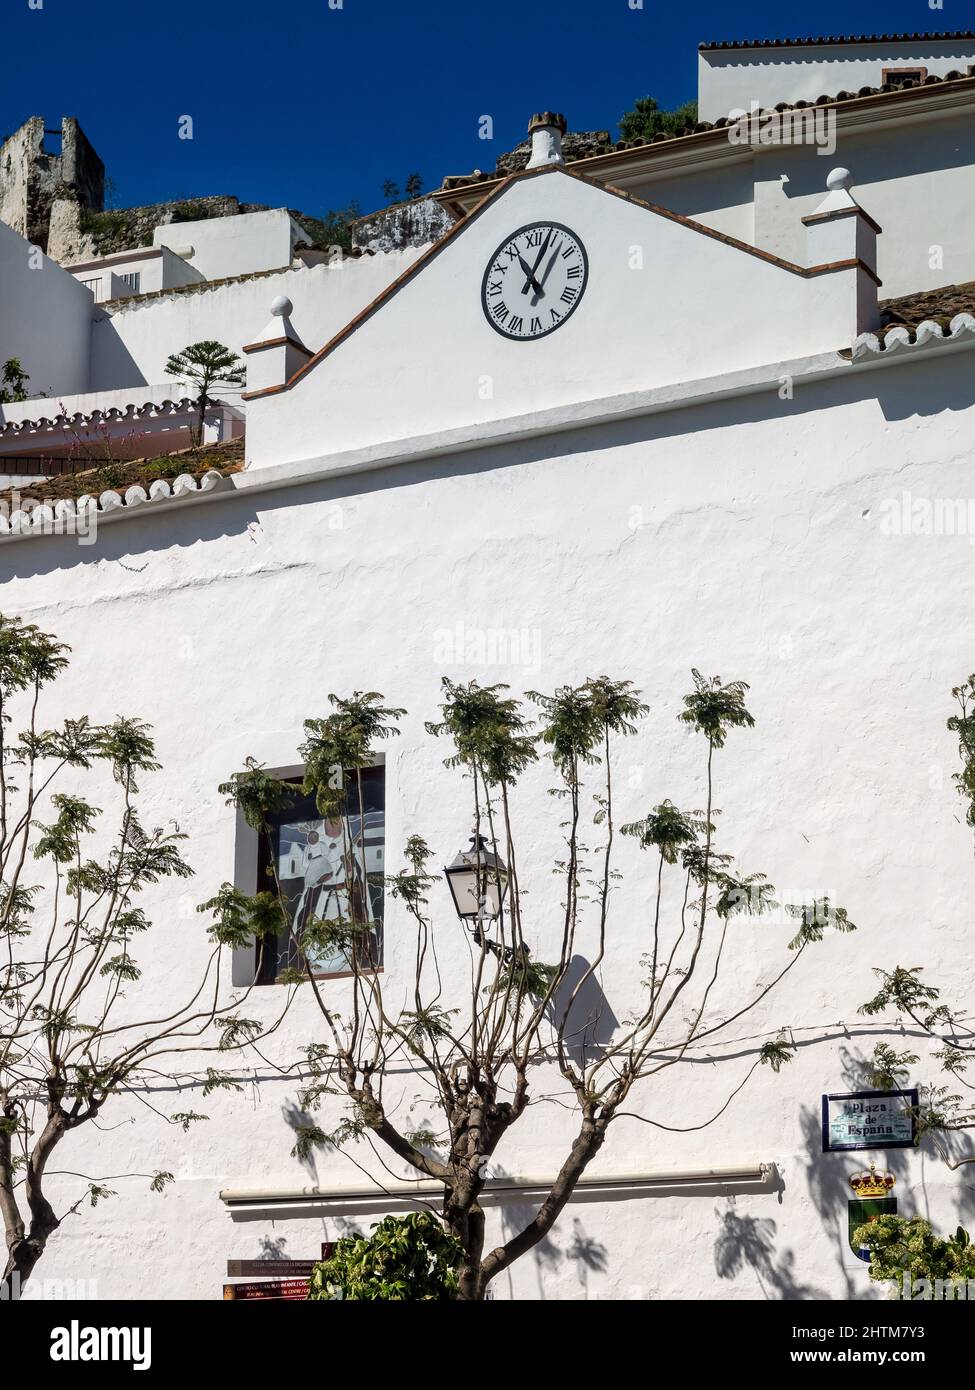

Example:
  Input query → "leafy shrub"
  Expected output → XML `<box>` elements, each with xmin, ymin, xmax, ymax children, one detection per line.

<box><xmin>855</xmin><ymin>1214</ymin><xmax>975</xmax><ymax>1293</ymax></box>
<box><xmin>308</xmin><ymin>1212</ymin><xmax>462</xmax><ymax>1301</ymax></box>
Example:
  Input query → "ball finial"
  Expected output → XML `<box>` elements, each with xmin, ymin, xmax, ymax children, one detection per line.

<box><xmin>270</xmin><ymin>295</ymin><xmax>293</xmax><ymax>317</ymax></box>
<box><xmin>826</xmin><ymin>167</ymin><xmax>852</xmax><ymax>192</ymax></box>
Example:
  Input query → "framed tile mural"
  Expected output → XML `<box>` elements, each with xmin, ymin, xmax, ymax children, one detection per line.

<box><xmin>257</xmin><ymin>765</ymin><xmax>385</xmax><ymax>981</ymax></box>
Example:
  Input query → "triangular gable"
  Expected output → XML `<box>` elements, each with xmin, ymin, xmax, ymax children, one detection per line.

<box><xmin>246</xmin><ymin>164</ymin><xmax>865</xmax><ymax>465</ymax></box>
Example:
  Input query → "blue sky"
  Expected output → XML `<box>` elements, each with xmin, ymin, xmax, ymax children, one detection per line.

<box><xmin>3</xmin><ymin>0</ymin><xmax>972</xmax><ymax>218</ymax></box>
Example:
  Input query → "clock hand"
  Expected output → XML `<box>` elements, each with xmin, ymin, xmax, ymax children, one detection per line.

<box><xmin>530</xmin><ymin>245</ymin><xmax>562</xmax><ymax>307</ymax></box>
<box><xmin>521</xmin><ymin>230</ymin><xmax>552</xmax><ymax>294</ymax></box>
<box><xmin>516</xmin><ymin>253</ymin><xmax>544</xmax><ymax>298</ymax></box>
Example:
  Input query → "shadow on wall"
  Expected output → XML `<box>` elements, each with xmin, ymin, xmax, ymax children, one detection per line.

<box><xmin>0</xmin><ymin>343</ymin><xmax>971</xmax><ymax>587</ymax></box>
<box><xmin>714</xmin><ymin>1208</ymin><xmax>829</xmax><ymax>1300</ymax></box>
<box><xmin>549</xmin><ymin>954</ymin><xmax>620</xmax><ymax>1068</ymax></box>
<box><xmin>281</xmin><ymin>1099</ymin><xmax>321</xmax><ymax>1184</ymax></box>
<box><xmin>795</xmin><ymin>1043</ymin><xmax>975</xmax><ymax>1299</ymax></box>
<box><xmin>494</xmin><ymin>1180</ymin><xmax>609</xmax><ymax>1301</ymax></box>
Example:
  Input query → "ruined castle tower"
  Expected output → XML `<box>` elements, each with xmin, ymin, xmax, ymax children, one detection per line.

<box><xmin>0</xmin><ymin>116</ymin><xmax>104</xmax><ymax>252</ymax></box>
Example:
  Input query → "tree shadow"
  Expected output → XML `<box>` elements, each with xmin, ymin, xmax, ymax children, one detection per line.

<box><xmin>281</xmin><ymin>1099</ymin><xmax>320</xmax><ymax>1183</ymax></box>
<box><xmin>714</xmin><ymin>1208</ymin><xmax>828</xmax><ymax>1300</ymax></box>
<box><xmin>799</xmin><ymin>1045</ymin><xmax>916</xmax><ymax>1297</ymax></box>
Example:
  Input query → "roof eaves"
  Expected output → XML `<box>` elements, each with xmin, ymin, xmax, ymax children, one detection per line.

<box><xmin>699</xmin><ymin>31</ymin><xmax>975</xmax><ymax>51</ymax></box>
<box><xmin>0</xmin><ymin>469</ymin><xmax>233</xmax><ymax>546</ymax></box>
<box><xmin>433</xmin><ymin>72</ymin><xmax>975</xmax><ymax>207</ymax></box>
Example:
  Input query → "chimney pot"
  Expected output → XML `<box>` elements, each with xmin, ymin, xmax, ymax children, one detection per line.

<box><xmin>526</xmin><ymin>112</ymin><xmax>567</xmax><ymax>169</ymax></box>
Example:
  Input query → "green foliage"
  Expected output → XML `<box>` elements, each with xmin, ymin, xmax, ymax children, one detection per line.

<box><xmin>383</xmin><ymin>176</ymin><xmax>423</xmax><ymax>203</ymax></box>
<box><xmin>859</xmin><ymin>966</ymin><xmax>943</xmax><ymax>1023</ymax></box>
<box><xmin>385</xmin><ymin>836</ymin><xmax>438</xmax><ymax>912</ymax></box>
<box><xmin>299</xmin><ymin>692</ymin><xmax>404</xmax><ymax>817</ymax></box>
<box><xmin>426</xmin><ymin>678</ymin><xmax>537</xmax><ymax>785</ymax></box>
<box><xmin>679</xmin><ymin>670</ymin><xmax>754</xmax><ymax>748</ymax></box>
<box><xmin>164</xmin><ymin>341</ymin><xmax>244</xmax><ymax>440</ymax></box>
<box><xmin>786</xmin><ymin>898</ymin><xmax>856</xmax><ymax>951</ymax></box>
<box><xmin>714</xmin><ymin>871</ymin><xmax>777</xmax><ymax>919</ymax></box>
<box><xmin>292</xmin><ymin>204</ymin><xmax>361</xmax><ymax>254</ymax></box>
<box><xmin>759</xmin><ymin>1037</ymin><xmax>796</xmax><ymax>1072</ymax></box>
<box><xmin>530</xmin><ymin>676</ymin><xmax>646</xmax><ymax>774</ymax></box>
<box><xmin>219</xmin><ymin>757</ymin><xmax>295</xmax><ymax>832</ymax></box>
<box><xmin>0</xmin><ymin>613</ymin><xmax>70</xmax><ymax>693</ymax></box>
<box><xmin>0</xmin><ymin>357</ymin><xmax>29</xmax><ymax>403</ymax></box>
<box><xmin>868</xmin><ymin>1043</ymin><xmax>919</xmax><ymax>1091</ymax></box>
<box><xmin>948</xmin><ymin>675</ymin><xmax>975</xmax><ymax>829</ymax></box>
<box><xmin>621</xmin><ymin>800</ymin><xmax>707</xmax><ymax>863</ymax></box>
<box><xmin>855</xmin><ymin>1215</ymin><xmax>975</xmax><ymax>1289</ymax></box>
<box><xmin>618</xmin><ymin>96</ymin><xmax>699</xmax><ymax>142</ymax></box>
<box><xmin>493</xmin><ymin>954</ymin><xmax>557</xmax><ymax>1002</ymax></box>
<box><xmin>199</xmin><ymin>881</ymin><xmax>287</xmax><ymax>948</ymax></box>
<box><xmin>307</xmin><ymin>1212</ymin><xmax>462</xmax><ymax>1301</ymax></box>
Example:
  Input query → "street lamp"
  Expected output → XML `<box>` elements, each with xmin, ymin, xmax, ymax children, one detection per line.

<box><xmin>444</xmin><ymin>834</ymin><xmax>508</xmax><ymax>925</ymax></box>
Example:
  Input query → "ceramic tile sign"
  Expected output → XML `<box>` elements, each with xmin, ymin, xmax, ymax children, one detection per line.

<box><xmin>821</xmin><ymin>1088</ymin><xmax>918</xmax><ymax>1152</ymax></box>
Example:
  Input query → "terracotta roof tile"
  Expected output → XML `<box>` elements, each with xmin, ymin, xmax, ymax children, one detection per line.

<box><xmin>699</xmin><ymin>32</ymin><xmax>975</xmax><ymax>51</ymax></box>
<box><xmin>869</xmin><ymin>281</ymin><xmax>975</xmax><ymax>348</ymax></box>
<box><xmin>437</xmin><ymin>70</ymin><xmax>975</xmax><ymax>196</ymax></box>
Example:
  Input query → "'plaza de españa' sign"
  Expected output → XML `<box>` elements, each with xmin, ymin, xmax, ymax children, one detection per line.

<box><xmin>821</xmin><ymin>1089</ymin><xmax>918</xmax><ymax>1152</ymax></box>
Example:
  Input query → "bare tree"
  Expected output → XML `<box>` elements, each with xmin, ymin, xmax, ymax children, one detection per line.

<box><xmin>0</xmin><ymin>617</ymin><xmax>286</xmax><ymax>1295</ymax></box>
<box><xmin>223</xmin><ymin>671</ymin><xmax>855</xmax><ymax>1300</ymax></box>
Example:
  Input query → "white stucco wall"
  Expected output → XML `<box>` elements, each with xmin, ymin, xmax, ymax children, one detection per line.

<box><xmin>698</xmin><ymin>39</ymin><xmax>975</xmax><ymax>121</ymax></box>
<box><xmin>3</xmin><ymin>330</ymin><xmax>975</xmax><ymax>1300</ymax></box>
<box><xmin>620</xmin><ymin>103</ymin><xmax>975</xmax><ymax>301</ymax></box>
<box><xmin>153</xmin><ymin>208</ymin><xmax>310</xmax><ymax>282</ymax></box>
<box><xmin>71</xmin><ymin>248</ymin><xmax>205</xmax><ymax>304</ymax></box>
<box><xmin>247</xmin><ymin>168</ymin><xmax>869</xmax><ymax>468</ymax></box>
<box><xmin>88</xmin><ymin>247</ymin><xmax>426</xmax><ymax>394</ymax></box>
<box><xmin>0</xmin><ymin>218</ymin><xmax>94</xmax><ymax>398</ymax></box>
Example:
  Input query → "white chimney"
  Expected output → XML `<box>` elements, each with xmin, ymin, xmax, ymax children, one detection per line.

<box><xmin>241</xmin><ymin>295</ymin><xmax>313</xmax><ymax>398</ymax></box>
<box><xmin>802</xmin><ymin>168</ymin><xmax>881</xmax><ymax>336</ymax></box>
<box><xmin>526</xmin><ymin>111</ymin><xmax>567</xmax><ymax>169</ymax></box>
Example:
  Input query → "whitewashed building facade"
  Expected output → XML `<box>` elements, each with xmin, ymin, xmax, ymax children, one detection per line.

<box><xmin>2</xmin><ymin>32</ymin><xmax>975</xmax><ymax>1300</ymax></box>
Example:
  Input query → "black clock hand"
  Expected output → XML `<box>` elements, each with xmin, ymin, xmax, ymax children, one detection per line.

<box><xmin>521</xmin><ymin>230</ymin><xmax>551</xmax><ymax>294</ymax></box>
<box><xmin>530</xmin><ymin>245</ymin><xmax>562</xmax><ymax>307</ymax></box>
<box><xmin>516</xmin><ymin>254</ymin><xmax>544</xmax><ymax>298</ymax></box>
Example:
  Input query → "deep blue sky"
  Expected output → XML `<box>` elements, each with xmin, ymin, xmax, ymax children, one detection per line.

<box><xmin>3</xmin><ymin>0</ymin><xmax>972</xmax><ymax>217</ymax></box>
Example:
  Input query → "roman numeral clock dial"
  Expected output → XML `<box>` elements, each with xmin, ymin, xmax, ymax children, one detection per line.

<box><xmin>481</xmin><ymin>221</ymin><xmax>588</xmax><ymax>340</ymax></box>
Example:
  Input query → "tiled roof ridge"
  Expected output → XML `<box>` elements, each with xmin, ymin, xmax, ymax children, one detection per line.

<box><xmin>1</xmin><ymin>395</ymin><xmax>202</xmax><ymax>438</ymax></box>
<box><xmin>0</xmin><ymin>468</ymin><xmax>232</xmax><ymax>544</ymax></box>
<box><xmin>850</xmin><ymin>280</ymin><xmax>975</xmax><ymax>355</ymax></box>
<box><xmin>853</xmin><ymin>311</ymin><xmax>975</xmax><ymax>360</ymax></box>
<box><xmin>438</xmin><ymin>70</ymin><xmax>975</xmax><ymax>193</ymax></box>
<box><xmin>700</xmin><ymin>32</ymin><xmax>975</xmax><ymax>51</ymax></box>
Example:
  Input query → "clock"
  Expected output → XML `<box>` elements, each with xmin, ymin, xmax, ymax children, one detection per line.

<box><xmin>481</xmin><ymin>221</ymin><xmax>588</xmax><ymax>340</ymax></box>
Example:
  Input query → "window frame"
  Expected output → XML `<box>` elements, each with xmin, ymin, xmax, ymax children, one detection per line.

<box><xmin>229</xmin><ymin>758</ymin><xmax>386</xmax><ymax>987</ymax></box>
<box><xmin>881</xmin><ymin>66</ymin><xmax>928</xmax><ymax>85</ymax></box>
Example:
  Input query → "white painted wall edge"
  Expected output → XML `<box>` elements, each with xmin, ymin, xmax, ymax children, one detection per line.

<box><xmin>5</xmin><ymin>330</ymin><xmax>972</xmax><ymax>555</ymax></box>
<box><xmin>237</xmin><ymin>331</ymin><xmax>975</xmax><ymax>497</ymax></box>
<box><xmin>219</xmin><ymin>1164</ymin><xmax>778</xmax><ymax>1220</ymax></box>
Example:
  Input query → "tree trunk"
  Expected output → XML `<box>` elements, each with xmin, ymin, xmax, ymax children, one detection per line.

<box><xmin>446</xmin><ymin>1191</ymin><xmax>487</xmax><ymax>1301</ymax></box>
<box><xmin>3</xmin><ymin>1222</ymin><xmax>56</xmax><ymax>1298</ymax></box>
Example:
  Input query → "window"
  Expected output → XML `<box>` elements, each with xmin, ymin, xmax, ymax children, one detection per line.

<box><xmin>255</xmin><ymin>766</ymin><xmax>385</xmax><ymax>982</ymax></box>
<box><xmin>117</xmin><ymin>271</ymin><xmax>141</xmax><ymax>293</ymax></box>
<box><xmin>80</xmin><ymin>277</ymin><xmax>101</xmax><ymax>297</ymax></box>
<box><xmin>881</xmin><ymin>66</ymin><xmax>927</xmax><ymax>85</ymax></box>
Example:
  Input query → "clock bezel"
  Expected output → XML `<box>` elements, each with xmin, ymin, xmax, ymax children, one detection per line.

<box><xmin>480</xmin><ymin>220</ymin><xmax>589</xmax><ymax>342</ymax></box>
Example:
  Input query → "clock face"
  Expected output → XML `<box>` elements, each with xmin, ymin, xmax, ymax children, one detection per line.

<box><xmin>481</xmin><ymin>221</ymin><xmax>588</xmax><ymax>340</ymax></box>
